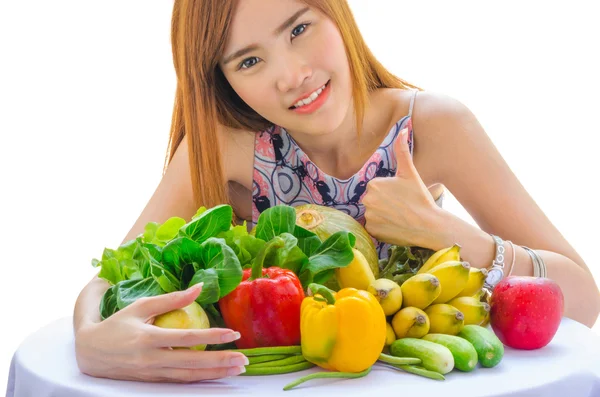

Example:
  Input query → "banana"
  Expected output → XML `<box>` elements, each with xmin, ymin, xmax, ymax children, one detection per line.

<box><xmin>476</xmin><ymin>288</ymin><xmax>492</xmax><ymax>305</ymax></box>
<box><xmin>472</xmin><ymin>289</ymin><xmax>485</xmax><ymax>300</ymax></box>
<box><xmin>400</xmin><ymin>273</ymin><xmax>441</xmax><ymax>309</ymax></box>
<box><xmin>480</xmin><ymin>311</ymin><xmax>491</xmax><ymax>327</ymax></box>
<box><xmin>428</xmin><ymin>261</ymin><xmax>471</xmax><ymax>304</ymax></box>
<box><xmin>457</xmin><ymin>267</ymin><xmax>488</xmax><ymax>297</ymax></box>
<box><xmin>385</xmin><ymin>322</ymin><xmax>396</xmax><ymax>346</ymax></box>
<box><xmin>417</xmin><ymin>244</ymin><xmax>461</xmax><ymax>274</ymax></box>
<box><xmin>448</xmin><ymin>296</ymin><xmax>490</xmax><ymax>326</ymax></box>
<box><xmin>391</xmin><ymin>307</ymin><xmax>430</xmax><ymax>339</ymax></box>
<box><xmin>336</xmin><ymin>248</ymin><xmax>376</xmax><ymax>290</ymax></box>
<box><xmin>425</xmin><ymin>304</ymin><xmax>465</xmax><ymax>335</ymax></box>
<box><xmin>368</xmin><ymin>278</ymin><xmax>403</xmax><ymax>316</ymax></box>
<box><xmin>473</xmin><ymin>289</ymin><xmax>491</xmax><ymax>328</ymax></box>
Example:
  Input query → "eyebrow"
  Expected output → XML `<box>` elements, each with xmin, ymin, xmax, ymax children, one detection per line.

<box><xmin>222</xmin><ymin>6</ymin><xmax>310</xmax><ymax>65</ymax></box>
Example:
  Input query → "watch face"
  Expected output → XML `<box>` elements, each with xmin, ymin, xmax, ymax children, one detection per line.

<box><xmin>486</xmin><ymin>268</ymin><xmax>504</xmax><ymax>287</ymax></box>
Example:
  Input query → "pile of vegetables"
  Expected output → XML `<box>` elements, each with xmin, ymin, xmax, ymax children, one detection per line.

<box><xmin>92</xmin><ymin>203</ymin><xmax>508</xmax><ymax>391</ymax></box>
<box><xmin>93</xmin><ymin>204</ymin><xmax>358</xmax><ymax>320</ymax></box>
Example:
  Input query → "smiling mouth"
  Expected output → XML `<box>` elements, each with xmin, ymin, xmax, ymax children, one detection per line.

<box><xmin>289</xmin><ymin>80</ymin><xmax>331</xmax><ymax>110</ymax></box>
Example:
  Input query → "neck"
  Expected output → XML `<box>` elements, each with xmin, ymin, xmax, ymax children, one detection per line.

<box><xmin>286</xmin><ymin>101</ymin><xmax>378</xmax><ymax>179</ymax></box>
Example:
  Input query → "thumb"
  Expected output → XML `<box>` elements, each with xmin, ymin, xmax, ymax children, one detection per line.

<box><xmin>394</xmin><ymin>127</ymin><xmax>417</xmax><ymax>179</ymax></box>
<box><xmin>131</xmin><ymin>282</ymin><xmax>204</xmax><ymax>321</ymax></box>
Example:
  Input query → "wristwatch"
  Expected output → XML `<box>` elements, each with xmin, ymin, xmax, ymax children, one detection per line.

<box><xmin>484</xmin><ymin>234</ymin><xmax>505</xmax><ymax>290</ymax></box>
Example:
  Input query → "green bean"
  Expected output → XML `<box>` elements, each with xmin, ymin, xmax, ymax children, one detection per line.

<box><xmin>241</xmin><ymin>361</ymin><xmax>315</xmax><ymax>376</ymax></box>
<box><xmin>283</xmin><ymin>366</ymin><xmax>372</xmax><ymax>391</ymax></box>
<box><xmin>228</xmin><ymin>345</ymin><xmax>302</xmax><ymax>356</ymax></box>
<box><xmin>378</xmin><ymin>353</ymin><xmax>421</xmax><ymax>366</ymax></box>
<box><xmin>247</xmin><ymin>354</ymin><xmax>289</xmax><ymax>365</ymax></box>
<box><xmin>390</xmin><ymin>364</ymin><xmax>445</xmax><ymax>381</ymax></box>
<box><xmin>248</xmin><ymin>355</ymin><xmax>307</xmax><ymax>368</ymax></box>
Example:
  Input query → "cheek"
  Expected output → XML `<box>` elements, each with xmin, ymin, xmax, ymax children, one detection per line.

<box><xmin>231</xmin><ymin>78</ymin><xmax>278</xmax><ymax>113</ymax></box>
<box><xmin>314</xmin><ymin>22</ymin><xmax>351</xmax><ymax>81</ymax></box>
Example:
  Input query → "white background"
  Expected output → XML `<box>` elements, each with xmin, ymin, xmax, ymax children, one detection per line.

<box><xmin>1</xmin><ymin>0</ymin><xmax>598</xmax><ymax>390</ymax></box>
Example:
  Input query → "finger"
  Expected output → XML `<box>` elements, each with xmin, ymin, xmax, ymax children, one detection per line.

<box><xmin>129</xmin><ymin>283</ymin><xmax>204</xmax><ymax>321</ymax></box>
<box><xmin>147</xmin><ymin>348</ymin><xmax>249</xmax><ymax>369</ymax></box>
<box><xmin>139</xmin><ymin>366</ymin><xmax>246</xmax><ymax>383</ymax></box>
<box><xmin>147</xmin><ymin>326</ymin><xmax>242</xmax><ymax>348</ymax></box>
<box><xmin>394</xmin><ymin>127</ymin><xmax>417</xmax><ymax>179</ymax></box>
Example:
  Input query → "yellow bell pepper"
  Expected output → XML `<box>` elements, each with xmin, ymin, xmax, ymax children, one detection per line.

<box><xmin>300</xmin><ymin>283</ymin><xmax>387</xmax><ymax>373</ymax></box>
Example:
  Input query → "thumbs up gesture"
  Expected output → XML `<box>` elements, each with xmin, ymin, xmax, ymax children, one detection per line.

<box><xmin>363</xmin><ymin>127</ymin><xmax>443</xmax><ymax>248</ymax></box>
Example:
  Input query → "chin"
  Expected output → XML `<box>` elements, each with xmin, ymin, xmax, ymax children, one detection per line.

<box><xmin>287</xmin><ymin>105</ymin><xmax>349</xmax><ymax>137</ymax></box>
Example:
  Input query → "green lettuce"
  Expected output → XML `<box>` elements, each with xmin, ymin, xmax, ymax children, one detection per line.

<box><xmin>378</xmin><ymin>245</ymin><xmax>435</xmax><ymax>285</ymax></box>
<box><xmin>92</xmin><ymin>203</ymin><xmax>355</xmax><ymax>320</ymax></box>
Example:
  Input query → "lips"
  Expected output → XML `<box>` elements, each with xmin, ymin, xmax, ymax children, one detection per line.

<box><xmin>289</xmin><ymin>80</ymin><xmax>331</xmax><ymax>110</ymax></box>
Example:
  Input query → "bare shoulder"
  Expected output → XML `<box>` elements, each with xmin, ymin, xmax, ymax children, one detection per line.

<box><xmin>385</xmin><ymin>89</ymin><xmax>470</xmax><ymax>195</ymax></box>
<box><xmin>411</xmin><ymin>90</ymin><xmax>471</xmax><ymax>124</ymax></box>
<box><xmin>222</xmin><ymin>124</ymin><xmax>256</xmax><ymax>189</ymax></box>
<box><xmin>221</xmin><ymin>124</ymin><xmax>256</xmax><ymax>222</ymax></box>
<box><xmin>409</xmin><ymin>90</ymin><xmax>485</xmax><ymax>179</ymax></box>
<box><xmin>376</xmin><ymin>88</ymin><xmax>466</xmax><ymax>130</ymax></box>
<box><xmin>385</xmin><ymin>88</ymin><xmax>469</xmax><ymax>131</ymax></box>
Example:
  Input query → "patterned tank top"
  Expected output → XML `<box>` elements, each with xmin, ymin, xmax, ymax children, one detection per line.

<box><xmin>250</xmin><ymin>90</ymin><xmax>444</xmax><ymax>260</ymax></box>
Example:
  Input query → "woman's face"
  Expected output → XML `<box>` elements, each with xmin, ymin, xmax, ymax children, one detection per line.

<box><xmin>219</xmin><ymin>0</ymin><xmax>352</xmax><ymax>136</ymax></box>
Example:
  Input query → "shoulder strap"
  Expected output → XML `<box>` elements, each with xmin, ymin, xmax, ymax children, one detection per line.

<box><xmin>408</xmin><ymin>89</ymin><xmax>418</xmax><ymax>118</ymax></box>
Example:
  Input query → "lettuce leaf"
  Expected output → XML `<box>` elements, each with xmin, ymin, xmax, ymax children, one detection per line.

<box><xmin>298</xmin><ymin>231</ymin><xmax>355</xmax><ymax>288</ymax></box>
<box><xmin>94</xmin><ymin>203</ymin><xmax>356</xmax><ymax>319</ymax></box>
<box><xmin>179</xmin><ymin>204</ymin><xmax>233</xmax><ymax>244</ymax></box>
<box><xmin>378</xmin><ymin>245</ymin><xmax>435</xmax><ymax>285</ymax></box>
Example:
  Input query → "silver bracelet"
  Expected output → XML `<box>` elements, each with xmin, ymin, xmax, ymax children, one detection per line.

<box><xmin>522</xmin><ymin>246</ymin><xmax>547</xmax><ymax>278</ymax></box>
<box><xmin>534</xmin><ymin>249</ymin><xmax>547</xmax><ymax>278</ymax></box>
<box><xmin>522</xmin><ymin>247</ymin><xmax>538</xmax><ymax>275</ymax></box>
<box><xmin>506</xmin><ymin>240</ymin><xmax>516</xmax><ymax>277</ymax></box>
<box><xmin>484</xmin><ymin>234</ymin><xmax>506</xmax><ymax>289</ymax></box>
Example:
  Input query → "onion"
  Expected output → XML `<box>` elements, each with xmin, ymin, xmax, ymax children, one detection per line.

<box><xmin>294</xmin><ymin>204</ymin><xmax>379</xmax><ymax>278</ymax></box>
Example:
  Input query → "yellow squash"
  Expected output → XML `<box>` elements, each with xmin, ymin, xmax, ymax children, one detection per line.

<box><xmin>295</xmin><ymin>204</ymin><xmax>380</xmax><ymax>278</ymax></box>
<box><xmin>301</xmin><ymin>283</ymin><xmax>386</xmax><ymax>373</ymax></box>
<box><xmin>335</xmin><ymin>248</ymin><xmax>376</xmax><ymax>290</ymax></box>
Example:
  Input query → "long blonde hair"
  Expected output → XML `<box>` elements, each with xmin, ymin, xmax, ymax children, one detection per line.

<box><xmin>166</xmin><ymin>0</ymin><xmax>421</xmax><ymax>209</ymax></box>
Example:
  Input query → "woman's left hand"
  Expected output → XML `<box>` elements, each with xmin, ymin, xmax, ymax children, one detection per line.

<box><xmin>363</xmin><ymin>128</ymin><xmax>445</xmax><ymax>248</ymax></box>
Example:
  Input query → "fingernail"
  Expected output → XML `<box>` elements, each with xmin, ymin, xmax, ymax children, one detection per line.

<box><xmin>188</xmin><ymin>282</ymin><xmax>203</xmax><ymax>292</ymax></box>
<box><xmin>227</xmin><ymin>366</ymin><xmax>246</xmax><ymax>376</ymax></box>
<box><xmin>221</xmin><ymin>331</ymin><xmax>241</xmax><ymax>342</ymax></box>
<box><xmin>230</xmin><ymin>355</ymin><xmax>249</xmax><ymax>366</ymax></box>
<box><xmin>401</xmin><ymin>128</ymin><xmax>408</xmax><ymax>142</ymax></box>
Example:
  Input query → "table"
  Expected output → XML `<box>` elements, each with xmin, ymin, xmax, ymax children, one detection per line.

<box><xmin>6</xmin><ymin>316</ymin><xmax>600</xmax><ymax>397</ymax></box>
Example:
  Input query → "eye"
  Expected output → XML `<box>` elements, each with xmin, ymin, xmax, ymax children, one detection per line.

<box><xmin>291</xmin><ymin>23</ymin><xmax>310</xmax><ymax>39</ymax></box>
<box><xmin>238</xmin><ymin>56</ymin><xmax>260</xmax><ymax>70</ymax></box>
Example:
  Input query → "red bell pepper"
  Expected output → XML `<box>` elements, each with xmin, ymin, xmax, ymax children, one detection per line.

<box><xmin>218</xmin><ymin>258</ymin><xmax>305</xmax><ymax>349</ymax></box>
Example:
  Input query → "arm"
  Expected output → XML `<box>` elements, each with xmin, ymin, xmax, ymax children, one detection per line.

<box><xmin>414</xmin><ymin>92</ymin><xmax>600</xmax><ymax>328</ymax></box>
<box><xmin>73</xmin><ymin>136</ymin><xmax>197</xmax><ymax>334</ymax></box>
<box><xmin>73</xmin><ymin>131</ymin><xmax>251</xmax><ymax>382</ymax></box>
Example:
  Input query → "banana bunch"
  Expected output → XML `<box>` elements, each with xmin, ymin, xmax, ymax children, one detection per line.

<box><xmin>368</xmin><ymin>244</ymin><xmax>493</xmax><ymax>347</ymax></box>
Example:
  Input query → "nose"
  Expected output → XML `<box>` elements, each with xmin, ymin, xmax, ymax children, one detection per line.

<box><xmin>275</xmin><ymin>53</ymin><xmax>312</xmax><ymax>93</ymax></box>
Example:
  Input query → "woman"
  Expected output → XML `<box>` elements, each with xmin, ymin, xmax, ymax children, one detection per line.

<box><xmin>73</xmin><ymin>0</ymin><xmax>600</xmax><ymax>384</ymax></box>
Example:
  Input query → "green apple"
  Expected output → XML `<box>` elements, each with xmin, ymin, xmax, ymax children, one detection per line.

<box><xmin>153</xmin><ymin>301</ymin><xmax>211</xmax><ymax>351</ymax></box>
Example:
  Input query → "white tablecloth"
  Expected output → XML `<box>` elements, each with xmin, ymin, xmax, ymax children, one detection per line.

<box><xmin>6</xmin><ymin>316</ymin><xmax>600</xmax><ymax>397</ymax></box>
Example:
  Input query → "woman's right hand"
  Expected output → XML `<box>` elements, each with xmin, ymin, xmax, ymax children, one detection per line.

<box><xmin>74</xmin><ymin>283</ymin><xmax>249</xmax><ymax>383</ymax></box>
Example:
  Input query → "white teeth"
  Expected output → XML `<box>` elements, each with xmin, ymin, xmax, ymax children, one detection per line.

<box><xmin>293</xmin><ymin>84</ymin><xmax>327</xmax><ymax>109</ymax></box>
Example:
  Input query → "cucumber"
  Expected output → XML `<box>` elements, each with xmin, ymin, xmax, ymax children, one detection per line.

<box><xmin>422</xmin><ymin>333</ymin><xmax>478</xmax><ymax>372</ymax></box>
<box><xmin>458</xmin><ymin>325</ymin><xmax>504</xmax><ymax>368</ymax></box>
<box><xmin>390</xmin><ymin>338</ymin><xmax>454</xmax><ymax>374</ymax></box>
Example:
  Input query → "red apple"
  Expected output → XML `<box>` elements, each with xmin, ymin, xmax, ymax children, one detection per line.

<box><xmin>489</xmin><ymin>276</ymin><xmax>564</xmax><ymax>350</ymax></box>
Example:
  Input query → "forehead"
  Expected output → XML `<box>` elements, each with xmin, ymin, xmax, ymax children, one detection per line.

<box><xmin>226</xmin><ymin>0</ymin><xmax>310</xmax><ymax>44</ymax></box>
